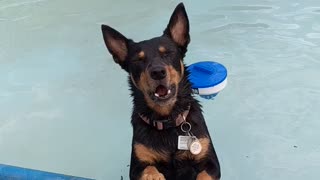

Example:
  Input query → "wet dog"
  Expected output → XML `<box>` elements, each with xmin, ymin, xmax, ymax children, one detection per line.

<box><xmin>101</xmin><ymin>3</ymin><xmax>221</xmax><ymax>180</ymax></box>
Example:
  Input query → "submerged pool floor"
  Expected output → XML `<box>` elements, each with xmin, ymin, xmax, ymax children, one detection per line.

<box><xmin>1</xmin><ymin>0</ymin><xmax>320</xmax><ymax>179</ymax></box>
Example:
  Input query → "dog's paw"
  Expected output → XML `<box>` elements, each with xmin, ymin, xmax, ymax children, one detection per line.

<box><xmin>141</xmin><ymin>166</ymin><xmax>165</xmax><ymax>180</ymax></box>
<box><xmin>141</xmin><ymin>173</ymin><xmax>165</xmax><ymax>180</ymax></box>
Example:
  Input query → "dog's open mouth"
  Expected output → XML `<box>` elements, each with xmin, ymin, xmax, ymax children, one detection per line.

<box><xmin>151</xmin><ymin>84</ymin><xmax>176</xmax><ymax>101</ymax></box>
<box><xmin>155</xmin><ymin>85</ymin><xmax>171</xmax><ymax>98</ymax></box>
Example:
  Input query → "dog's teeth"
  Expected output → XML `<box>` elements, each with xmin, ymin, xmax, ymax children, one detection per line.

<box><xmin>168</xmin><ymin>89</ymin><xmax>171</xmax><ymax>94</ymax></box>
<box><xmin>155</xmin><ymin>93</ymin><xmax>160</xmax><ymax>97</ymax></box>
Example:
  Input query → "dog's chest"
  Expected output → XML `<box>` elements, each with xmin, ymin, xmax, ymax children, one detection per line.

<box><xmin>134</xmin><ymin>122</ymin><xmax>210</xmax><ymax>163</ymax></box>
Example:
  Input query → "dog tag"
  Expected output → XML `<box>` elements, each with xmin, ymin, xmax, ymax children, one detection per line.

<box><xmin>189</xmin><ymin>137</ymin><xmax>202</xmax><ymax>155</ymax></box>
<box><xmin>178</xmin><ymin>135</ymin><xmax>192</xmax><ymax>150</ymax></box>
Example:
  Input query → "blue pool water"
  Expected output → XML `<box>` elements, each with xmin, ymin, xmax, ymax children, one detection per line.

<box><xmin>1</xmin><ymin>0</ymin><xmax>320</xmax><ymax>179</ymax></box>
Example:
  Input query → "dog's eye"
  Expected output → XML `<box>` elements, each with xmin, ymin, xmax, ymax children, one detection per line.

<box><xmin>161</xmin><ymin>52</ymin><xmax>170</xmax><ymax>58</ymax></box>
<box><xmin>132</xmin><ymin>58</ymin><xmax>140</xmax><ymax>62</ymax></box>
<box><xmin>160</xmin><ymin>51</ymin><xmax>171</xmax><ymax>58</ymax></box>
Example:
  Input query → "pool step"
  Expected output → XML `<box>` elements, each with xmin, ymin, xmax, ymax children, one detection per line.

<box><xmin>0</xmin><ymin>164</ymin><xmax>94</xmax><ymax>180</ymax></box>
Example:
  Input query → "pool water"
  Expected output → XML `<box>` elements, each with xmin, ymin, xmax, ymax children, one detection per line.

<box><xmin>1</xmin><ymin>0</ymin><xmax>320</xmax><ymax>179</ymax></box>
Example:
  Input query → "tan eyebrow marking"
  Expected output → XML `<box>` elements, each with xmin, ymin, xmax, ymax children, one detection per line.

<box><xmin>138</xmin><ymin>51</ymin><xmax>145</xmax><ymax>59</ymax></box>
<box><xmin>159</xmin><ymin>46</ymin><xmax>166</xmax><ymax>53</ymax></box>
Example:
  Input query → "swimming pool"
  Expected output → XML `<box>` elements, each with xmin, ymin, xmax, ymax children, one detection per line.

<box><xmin>1</xmin><ymin>0</ymin><xmax>319</xmax><ymax>179</ymax></box>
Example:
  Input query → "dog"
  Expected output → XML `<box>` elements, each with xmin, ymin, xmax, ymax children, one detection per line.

<box><xmin>101</xmin><ymin>3</ymin><xmax>221</xmax><ymax>180</ymax></box>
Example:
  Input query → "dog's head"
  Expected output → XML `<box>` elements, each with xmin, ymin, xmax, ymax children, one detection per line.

<box><xmin>102</xmin><ymin>3</ymin><xmax>190</xmax><ymax>115</ymax></box>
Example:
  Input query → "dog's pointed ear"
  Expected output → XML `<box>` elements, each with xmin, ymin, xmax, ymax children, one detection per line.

<box><xmin>101</xmin><ymin>25</ymin><xmax>129</xmax><ymax>65</ymax></box>
<box><xmin>163</xmin><ymin>3</ymin><xmax>190</xmax><ymax>47</ymax></box>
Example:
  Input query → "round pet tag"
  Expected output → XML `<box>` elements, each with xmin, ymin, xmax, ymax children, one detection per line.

<box><xmin>189</xmin><ymin>139</ymin><xmax>202</xmax><ymax>155</ymax></box>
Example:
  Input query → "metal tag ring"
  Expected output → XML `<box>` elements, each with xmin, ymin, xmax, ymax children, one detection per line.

<box><xmin>180</xmin><ymin>122</ymin><xmax>191</xmax><ymax>133</ymax></box>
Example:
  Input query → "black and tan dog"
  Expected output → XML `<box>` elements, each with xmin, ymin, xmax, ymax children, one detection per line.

<box><xmin>101</xmin><ymin>3</ymin><xmax>220</xmax><ymax>180</ymax></box>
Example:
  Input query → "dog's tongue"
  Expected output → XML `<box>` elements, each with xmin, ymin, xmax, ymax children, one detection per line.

<box><xmin>155</xmin><ymin>85</ymin><xmax>168</xmax><ymax>97</ymax></box>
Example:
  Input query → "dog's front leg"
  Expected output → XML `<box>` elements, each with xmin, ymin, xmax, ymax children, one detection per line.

<box><xmin>130</xmin><ymin>160</ymin><xmax>165</xmax><ymax>180</ymax></box>
<box><xmin>140</xmin><ymin>166</ymin><xmax>165</xmax><ymax>180</ymax></box>
<box><xmin>130</xmin><ymin>143</ymin><xmax>168</xmax><ymax>180</ymax></box>
<box><xmin>196</xmin><ymin>158</ymin><xmax>221</xmax><ymax>180</ymax></box>
<box><xmin>196</xmin><ymin>170</ymin><xmax>218</xmax><ymax>180</ymax></box>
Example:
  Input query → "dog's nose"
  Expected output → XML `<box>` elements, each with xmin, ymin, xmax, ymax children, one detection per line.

<box><xmin>150</xmin><ymin>66</ymin><xmax>167</xmax><ymax>80</ymax></box>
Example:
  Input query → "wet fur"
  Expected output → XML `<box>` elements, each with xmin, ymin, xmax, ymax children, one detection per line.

<box><xmin>101</xmin><ymin>3</ymin><xmax>220</xmax><ymax>180</ymax></box>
